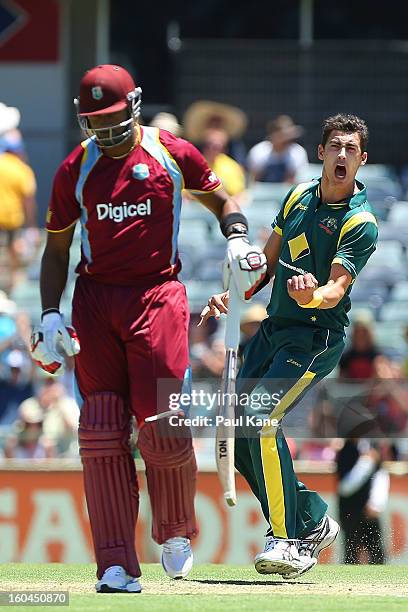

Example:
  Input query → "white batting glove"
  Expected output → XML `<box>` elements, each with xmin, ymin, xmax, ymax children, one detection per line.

<box><xmin>31</xmin><ymin>311</ymin><xmax>80</xmax><ymax>375</ymax></box>
<box><xmin>223</xmin><ymin>236</ymin><xmax>267</xmax><ymax>300</ymax></box>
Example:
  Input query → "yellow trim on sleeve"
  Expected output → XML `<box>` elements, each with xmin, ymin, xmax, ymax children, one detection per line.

<box><xmin>337</xmin><ymin>211</ymin><xmax>377</xmax><ymax>248</ymax></box>
<box><xmin>332</xmin><ymin>257</ymin><xmax>343</xmax><ymax>266</ymax></box>
<box><xmin>46</xmin><ymin>218</ymin><xmax>79</xmax><ymax>233</ymax></box>
<box><xmin>283</xmin><ymin>181</ymin><xmax>314</xmax><ymax>220</ymax></box>
<box><xmin>273</xmin><ymin>225</ymin><xmax>283</xmax><ymax>236</ymax></box>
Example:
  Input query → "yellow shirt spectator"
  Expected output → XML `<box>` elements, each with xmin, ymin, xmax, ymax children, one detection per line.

<box><xmin>211</xmin><ymin>152</ymin><xmax>246</xmax><ymax>197</ymax></box>
<box><xmin>0</xmin><ymin>152</ymin><xmax>36</xmax><ymax>230</ymax></box>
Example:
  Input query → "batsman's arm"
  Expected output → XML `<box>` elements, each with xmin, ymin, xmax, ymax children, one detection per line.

<box><xmin>198</xmin><ymin>230</ymin><xmax>282</xmax><ymax>325</ymax></box>
<box><xmin>40</xmin><ymin>226</ymin><xmax>75</xmax><ymax>311</ymax></box>
<box><xmin>195</xmin><ymin>187</ymin><xmax>250</xmax><ymax>238</ymax></box>
<box><xmin>195</xmin><ymin>187</ymin><xmax>241</xmax><ymax>221</ymax></box>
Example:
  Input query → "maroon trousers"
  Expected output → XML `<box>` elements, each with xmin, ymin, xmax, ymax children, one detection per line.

<box><xmin>73</xmin><ymin>277</ymin><xmax>198</xmax><ymax>579</ymax></box>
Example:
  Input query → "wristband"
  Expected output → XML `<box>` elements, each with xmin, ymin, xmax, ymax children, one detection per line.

<box><xmin>41</xmin><ymin>308</ymin><xmax>60</xmax><ymax>322</ymax></box>
<box><xmin>220</xmin><ymin>212</ymin><xmax>249</xmax><ymax>238</ymax></box>
<box><xmin>297</xmin><ymin>290</ymin><xmax>323</xmax><ymax>309</ymax></box>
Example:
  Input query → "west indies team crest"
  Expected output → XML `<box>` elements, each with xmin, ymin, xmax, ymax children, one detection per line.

<box><xmin>91</xmin><ymin>86</ymin><xmax>103</xmax><ymax>100</ymax></box>
<box><xmin>132</xmin><ymin>163</ymin><xmax>150</xmax><ymax>180</ymax></box>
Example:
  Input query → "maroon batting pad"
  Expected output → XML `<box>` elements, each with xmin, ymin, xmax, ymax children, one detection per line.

<box><xmin>79</xmin><ymin>392</ymin><xmax>141</xmax><ymax>579</ymax></box>
<box><xmin>138</xmin><ymin>421</ymin><xmax>198</xmax><ymax>544</ymax></box>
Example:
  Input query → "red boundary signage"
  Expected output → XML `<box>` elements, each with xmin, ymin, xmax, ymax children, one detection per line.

<box><xmin>0</xmin><ymin>0</ymin><xmax>59</xmax><ymax>62</ymax></box>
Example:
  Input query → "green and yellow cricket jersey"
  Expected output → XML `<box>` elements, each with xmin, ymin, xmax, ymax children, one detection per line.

<box><xmin>268</xmin><ymin>178</ymin><xmax>378</xmax><ymax>331</ymax></box>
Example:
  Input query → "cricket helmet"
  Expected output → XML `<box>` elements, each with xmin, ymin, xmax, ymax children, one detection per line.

<box><xmin>74</xmin><ymin>64</ymin><xmax>142</xmax><ymax>148</ymax></box>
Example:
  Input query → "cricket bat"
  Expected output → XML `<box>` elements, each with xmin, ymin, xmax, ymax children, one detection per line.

<box><xmin>216</xmin><ymin>281</ymin><xmax>241</xmax><ymax>507</ymax></box>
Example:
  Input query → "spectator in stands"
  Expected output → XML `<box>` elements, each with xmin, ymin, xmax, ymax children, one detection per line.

<box><xmin>0</xmin><ymin>291</ymin><xmax>18</xmax><ymax>367</ymax></box>
<box><xmin>0</xmin><ymin>349</ymin><xmax>33</xmax><ymax>423</ymax></box>
<box><xmin>190</xmin><ymin>312</ymin><xmax>226</xmax><ymax>378</ymax></box>
<box><xmin>201</xmin><ymin>127</ymin><xmax>246</xmax><ymax>200</ymax></box>
<box><xmin>150</xmin><ymin>112</ymin><xmax>182</xmax><ymax>136</ymax></box>
<box><xmin>0</xmin><ymin>309</ymin><xmax>34</xmax><ymax>426</ymax></box>
<box><xmin>240</xmin><ymin>304</ymin><xmax>267</xmax><ymax>355</ymax></box>
<box><xmin>3</xmin><ymin>398</ymin><xmax>55</xmax><ymax>459</ymax></box>
<box><xmin>336</xmin><ymin>439</ymin><xmax>389</xmax><ymax>564</ymax></box>
<box><xmin>0</xmin><ymin>102</ymin><xmax>39</xmax><ymax>293</ymax></box>
<box><xmin>0</xmin><ymin>127</ymin><xmax>27</xmax><ymax>161</ymax></box>
<box><xmin>366</xmin><ymin>355</ymin><xmax>408</xmax><ymax>435</ymax></box>
<box><xmin>401</xmin><ymin>325</ymin><xmax>408</xmax><ymax>379</ymax></box>
<box><xmin>247</xmin><ymin>115</ymin><xmax>308</xmax><ymax>183</ymax></box>
<box><xmin>339</xmin><ymin>316</ymin><xmax>381</xmax><ymax>380</ymax></box>
<box><xmin>190</xmin><ymin>313</ymin><xmax>213</xmax><ymax>375</ymax></box>
<box><xmin>191</xmin><ymin>336</ymin><xmax>225</xmax><ymax>379</ymax></box>
<box><xmin>183</xmin><ymin>100</ymin><xmax>248</xmax><ymax>167</ymax></box>
<box><xmin>305</xmin><ymin>389</ymin><xmax>340</xmax><ymax>459</ymax></box>
<box><xmin>18</xmin><ymin>378</ymin><xmax>79</xmax><ymax>457</ymax></box>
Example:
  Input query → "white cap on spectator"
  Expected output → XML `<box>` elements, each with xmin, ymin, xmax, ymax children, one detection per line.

<box><xmin>6</xmin><ymin>350</ymin><xmax>25</xmax><ymax>369</ymax></box>
<box><xmin>0</xmin><ymin>291</ymin><xmax>17</xmax><ymax>316</ymax></box>
<box><xmin>150</xmin><ymin>112</ymin><xmax>182</xmax><ymax>136</ymax></box>
<box><xmin>351</xmin><ymin>308</ymin><xmax>375</xmax><ymax>325</ymax></box>
<box><xmin>0</xmin><ymin>102</ymin><xmax>21</xmax><ymax>135</ymax></box>
<box><xmin>19</xmin><ymin>398</ymin><xmax>44</xmax><ymax>424</ymax></box>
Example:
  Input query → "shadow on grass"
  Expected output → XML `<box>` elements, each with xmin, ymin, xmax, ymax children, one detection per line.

<box><xmin>190</xmin><ymin>579</ymin><xmax>315</xmax><ymax>586</ymax></box>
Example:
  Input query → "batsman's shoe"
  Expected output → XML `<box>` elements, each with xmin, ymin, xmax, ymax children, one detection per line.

<box><xmin>95</xmin><ymin>565</ymin><xmax>142</xmax><ymax>593</ymax></box>
<box><xmin>283</xmin><ymin>515</ymin><xmax>340</xmax><ymax>580</ymax></box>
<box><xmin>162</xmin><ymin>537</ymin><xmax>193</xmax><ymax>579</ymax></box>
<box><xmin>254</xmin><ymin>537</ymin><xmax>316</xmax><ymax>577</ymax></box>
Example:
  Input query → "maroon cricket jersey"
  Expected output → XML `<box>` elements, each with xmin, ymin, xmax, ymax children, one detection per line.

<box><xmin>46</xmin><ymin>126</ymin><xmax>221</xmax><ymax>285</ymax></box>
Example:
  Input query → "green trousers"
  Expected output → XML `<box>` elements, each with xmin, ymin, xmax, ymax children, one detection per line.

<box><xmin>235</xmin><ymin>318</ymin><xmax>345</xmax><ymax>539</ymax></box>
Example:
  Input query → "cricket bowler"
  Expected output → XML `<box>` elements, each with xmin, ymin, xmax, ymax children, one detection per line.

<box><xmin>200</xmin><ymin>114</ymin><xmax>378</xmax><ymax>578</ymax></box>
<box><xmin>30</xmin><ymin>64</ymin><xmax>266</xmax><ymax>592</ymax></box>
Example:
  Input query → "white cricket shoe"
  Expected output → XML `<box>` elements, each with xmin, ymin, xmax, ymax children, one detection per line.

<box><xmin>283</xmin><ymin>515</ymin><xmax>340</xmax><ymax>579</ymax></box>
<box><xmin>161</xmin><ymin>537</ymin><xmax>193</xmax><ymax>579</ymax></box>
<box><xmin>255</xmin><ymin>537</ymin><xmax>317</xmax><ymax>577</ymax></box>
<box><xmin>95</xmin><ymin>565</ymin><xmax>142</xmax><ymax>593</ymax></box>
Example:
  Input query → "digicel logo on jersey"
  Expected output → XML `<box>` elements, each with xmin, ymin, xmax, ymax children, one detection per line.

<box><xmin>96</xmin><ymin>200</ymin><xmax>152</xmax><ymax>223</ymax></box>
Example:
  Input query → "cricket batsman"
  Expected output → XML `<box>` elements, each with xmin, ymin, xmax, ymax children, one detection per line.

<box><xmin>30</xmin><ymin>64</ymin><xmax>266</xmax><ymax>593</ymax></box>
<box><xmin>200</xmin><ymin>114</ymin><xmax>378</xmax><ymax>578</ymax></box>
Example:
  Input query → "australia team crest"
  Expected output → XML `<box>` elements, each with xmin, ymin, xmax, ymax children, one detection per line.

<box><xmin>319</xmin><ymin>216</ymin><xmax>338</xmax><ymax>235</ymax></box>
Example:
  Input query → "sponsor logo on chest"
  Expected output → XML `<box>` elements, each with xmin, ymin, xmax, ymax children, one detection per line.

<box><xmin>96</xmin><ymin>199</ymin><xmax>152</xmax><ymax>223</ymax></box>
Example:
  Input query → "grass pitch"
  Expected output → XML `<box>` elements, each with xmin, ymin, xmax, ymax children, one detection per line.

<box><xmin>1</xmin><ymin>563</ymin><xmax>407</xmax><ymax>611</ymax></box>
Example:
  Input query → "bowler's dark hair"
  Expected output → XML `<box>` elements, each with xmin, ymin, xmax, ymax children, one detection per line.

<box><xmin>321</xmin><ymin>114</ymin><xmax>369</xmax><ymax>151</ymax></box>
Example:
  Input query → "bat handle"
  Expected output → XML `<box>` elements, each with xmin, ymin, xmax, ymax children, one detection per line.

<box><xmin>225</xmin><ymin>281</ymin><xmax>241</xmax><ymax>350</ymax></box>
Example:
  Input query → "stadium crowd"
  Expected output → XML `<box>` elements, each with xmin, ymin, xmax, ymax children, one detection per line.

<box><xmin>1</xmin><ymin>99</ymin><xmax>408</xmax><ymax>467</ymax></box>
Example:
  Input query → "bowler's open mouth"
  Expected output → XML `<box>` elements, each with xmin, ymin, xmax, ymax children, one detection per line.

<box><xmin>335</xmin><ymin>164</ymin><xmax>347</xmax><ymax>179</ymax></box>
